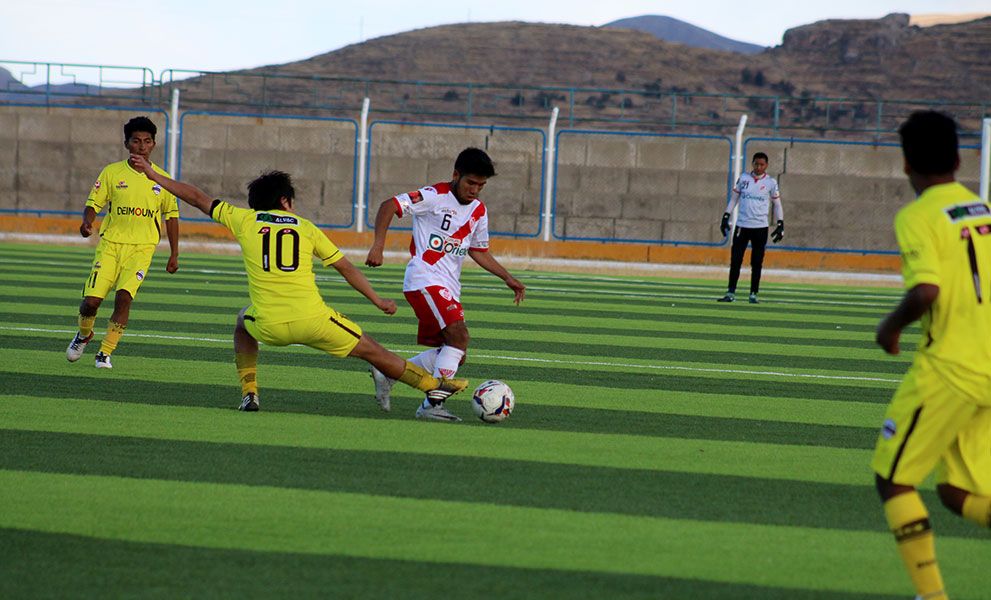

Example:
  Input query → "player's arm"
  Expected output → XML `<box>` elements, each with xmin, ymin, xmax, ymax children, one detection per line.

<box><xmin>128</xmin><ymin>154</ymin><xmax>213</xmax><ymax>215</ymax></box>
<box><xmin>331</xmin><ymin>256</ymin><xmax>397</xmax><ymax>315</ymax></box>
<box><xmin>365</xmin><ymin>198</ymin><xmax>401</xmax><ymax>267</ymax></box>
<box><xmin>165</xmin><ymin>217</ymin><xmax>179</xmax><ymax>273</ymax></box>
<box><xmin>770</xmin><ymin>196</ymin><xmax>784</xmax><ymax>243</ymax></box>
<box><xmin>80</xmin><ymin>206</ymin><xmax>97</xmax><ymax>238</ymax></box>
<box><xmin>875</xmin><ymin>284</ymin><xmax>939</xmax><ymax>355</ymax></box>
<box><xmin>720</xmin><ymin>186</ymin><xmax>741</xmax><ymax>236</ymax></box>
<box><xmin>469</xmin><ymin>249</ymin><xmax>525</xmax><ymax>305</ymax></box>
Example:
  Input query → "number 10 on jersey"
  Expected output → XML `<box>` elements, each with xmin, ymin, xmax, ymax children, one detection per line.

<box><xmin>259</xmin><ymin>226</ymin><xmax>300</xmax><ymax>272</ymax></box>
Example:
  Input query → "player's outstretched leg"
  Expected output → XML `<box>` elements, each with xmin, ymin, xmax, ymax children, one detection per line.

<box><xmin>370</xmin><ymin>347</ymin><xmax>442</xmax><ymax>412</ymax></box>
<box><xmin>234</xmin><ymin>308</ymin><xmax>260</xmax><ymax>412</ymax></box>
<box><xmin>351</xmin><ymin>335</ymin><xmax>467</xmax><ymax>421</ymax></box>
<box><xmin>877</xmin><ymin>476</ymin><xmax>947</xmax><ymax>600</ymax></box>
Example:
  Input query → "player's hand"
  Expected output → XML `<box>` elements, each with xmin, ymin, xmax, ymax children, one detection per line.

<box><xmin>771</xmin><ymin>220</ymin><xmax>784</xmax><ymax>243</ymax></box>
<box><xmin>79</xmin><ymin>221</ymin><xmax>93</xmax><ymax>238</ymax></box>
<box><xmin>128</xmin><ymin>153</ymin><xmax>152</xmax><ymax>175</ymax></box>
<box><xmin>365</xmin><ymin>247</ymin><xmax>384</xmax><ymax>268</ymax></box>
<box><xmin>719</xmin><ymin>212</ymin><xmax>731</xmax><ymax>237</ymax></box>
<box><xmin>377</xmin><ymin>298</ymin><xmax>397</xmax><ymax>315</ymax></box>
<box><xmin>875</xmin><ymin>318</ymin><xmax>901</xmax><ymax>355</ymax></box>
<box><xmin>166</xmin><ymin>254</ymin><xmax>179</xmax><ymax>274</ymax></box>
<box><xmin>506</xmin><ymin>277</ymin><xmax>526</xmax><ymax>305</ymax></box>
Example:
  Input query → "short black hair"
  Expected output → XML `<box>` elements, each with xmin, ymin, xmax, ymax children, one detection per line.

<box><xmin>454</xmin><ymin>147</ymin><xmax>496</xmax><ymax>178</ymax></box>
<box><xmin>248</xmin><ymin>171</ymin><xmax>295</xmax><ymax>211</ymax></box>
<box><xmin>752</xmin><ymin>152</ymin><xmax>769</xmax><ymax>163</ymax></box>
<box><xmin>899</xmin><ymin>110</ymin><xmax>959</xmax><ymax>176</ymax></box>
<box><xmin>124</xmin><ymin>116</ymin><xmax>157</xmax><ymax>141</ymax></box>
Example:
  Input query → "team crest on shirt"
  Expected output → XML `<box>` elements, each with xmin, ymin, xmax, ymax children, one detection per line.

<box><xmin>136</xmin><ymin>270</ymin><xmax>145</xmax><ymax>281</ymax></box>
<box><xmin>438</xmin><ymin>288</ymin><xmax>453</xmax><ymax>301</ymax></box>
<box><xmin>881</xmin><ymin>418</ymin><xmax>897</xmax><ymax>440</ymax></box>
<box><xmin>93</xmin><ymin>180</ymin><xmax>101</xmax><ymax>190</ymax></box>
<box><xmin>152</xmin><ymin>184</ymin><xmax>162</xmax><ymax>195</ymax></box>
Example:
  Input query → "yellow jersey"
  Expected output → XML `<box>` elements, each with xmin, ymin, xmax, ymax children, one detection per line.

<box><xmin>211</xmin><ymin>200</ymin><xmax>344</xmax><ymax>322</ymax></box>
<box><xmin>86</xmin><ymin>160</ymin><xmax>179</xmax><ymax>245</ymax></box>
<box><xmin>895</xmin><ymin>181</ymin><xmax>991</xmax><ymax>376</ymax></box>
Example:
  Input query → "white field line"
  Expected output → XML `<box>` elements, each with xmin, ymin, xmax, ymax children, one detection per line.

<box><xmin>0</xmin><ymin>325</ymin><xmax>902</xmax><ymax>384</ymax></box>
<box><xmin>0</xmin><ymin>258</ymin><xmax>893</xmax><ymax>307</ymax></box>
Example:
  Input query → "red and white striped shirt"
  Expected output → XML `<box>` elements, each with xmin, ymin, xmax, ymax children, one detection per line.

<box><xmin>393</xmin><ymin>182</ymin><xmax>489</xmax><ymax>300</ymax></box>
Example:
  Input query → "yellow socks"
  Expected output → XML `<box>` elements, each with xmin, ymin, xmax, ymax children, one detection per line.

<box><xmin>99</xmin><ymin>321</ymin><xmax>126</xmax><ymax>355</ymax></box>
<box><xmin>884</xmin><ymin>492</ymin><xmax>946</xmax><ymax>600</ymax></box>
<box><xmin>397</xmin><ymin>361</ymin><xmax>439</xmax><ymax>392</ymax></box>
<box><xmin>78</xmin><ymin>315</ymin><xmax>96</xmax><ymax>338</ymax></box>
<box><xmin>962</xmin><ymin>494</ymin><xmax>991</xmax><ymax>528</ymax></box>
<box><xmin>235</xmin><ymin>353</ymin><xmax>258</xmax><ymax>396</ymax></box>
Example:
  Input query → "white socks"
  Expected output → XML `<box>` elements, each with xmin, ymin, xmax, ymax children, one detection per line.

<box><xmin>434</xmin><ymin>345</ymin><xmax>465</xmax><ymax>380</ymax></box>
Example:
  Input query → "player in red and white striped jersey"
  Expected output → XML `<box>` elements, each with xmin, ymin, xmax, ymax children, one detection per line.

<box><xmin>365</xmin><ymin>148</ymin><xmax>526</xmax><ymax>421</ymax></box>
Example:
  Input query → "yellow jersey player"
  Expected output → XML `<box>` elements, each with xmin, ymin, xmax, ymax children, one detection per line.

<box><xmin>128</xmin><ymin>155</ymin><xmax>467</xmax><ymax>412</ymax></box>
<box><xmin>873</xmin><ymin>111</ymin><xmax>991</xmax><ymax>600</ymax></box>
<box><xmin>66</xmin><ymin>116</ymin><xmax>180</xmax><ymax>369</ymax></box>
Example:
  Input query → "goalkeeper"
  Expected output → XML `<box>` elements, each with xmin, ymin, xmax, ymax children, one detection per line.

<box><xmin>716</xmin><ymin>151</ymin><xmax>784</xmax><ymax>304</ymax></box>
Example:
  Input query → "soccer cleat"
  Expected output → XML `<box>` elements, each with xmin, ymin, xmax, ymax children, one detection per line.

<box><xmin>749</xmin><ymin>293</ymin><xmax>759</xmax><ymax>304</ymax></box>
<box><xmin>369</xmin><ymin>366</ymin><xmax>394</xmax><ymax>412</ymax></box>
<box><xmin>415</xmin><ymin>401</ymin><xmax>462</xmax><ymax>422</ymax></box>
<box><xmin>717</xmin><ymin>293</ymin><xmax>735</xmax><ymax>303</ymax></box>
<box><xmin>94</xmin><ymin>351</ymin><xmax>113</xmax><ymax>369</ymax></box>
<box><xmin>239</xmin><ymin>392</ymin><xmax>259</xmax><ymax>412</ymax></box>
<box><xmin>426</xmin><ymin>377</ymin><xmax>469</xmax><ymax>404</ymax></box>
<box><xmin>66</xmin><ymin>332</ymin><xmax>94</xmax><ymax>362</ymax></box>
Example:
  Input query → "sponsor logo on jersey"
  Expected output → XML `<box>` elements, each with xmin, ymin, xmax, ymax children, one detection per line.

<box><xmin>136</xmin><ymin>270</ymin><xmax>145</xmax><ymax>281</ymax></box>
<box><xmin>426</xmin><ymin>234</ymin><xmax>470</xmax><ymax>257</ymax></box>
<box><xmin>93</xmin><ymin>180</ymin><xmax>101</xmax><ymax>190</ymax></box>
<box><xmin>116</xmin><ymin>181</ymin><xmax>128</xmax><ymax>189</ymax></box>
<box><xmin>881</xmin><ymin>418</ymin><xmax>897</xmax><ymax>440</ymax></box>
<box><xmin>116</xmin><ymin>206</ymin><xmax>157</xmax><ymax>218</ymax></box>
<box><xmin>152</xmin><ymin>184</ymin><xmax>162</xmax><ymax>195</ymax></box>
<box><xmin>256</xmin><ymin>213</ymin><xmax>299</xmax><ymax>225</ymax></box>
<box><xmin>409</xmin><ymin>190</ymin><xmax>423</xmax><ymax>204</ymax></box>
<box><xmin>945</xmin><ymin>202</ymin><xmax>991</xmax><ymax>222</ymax></box>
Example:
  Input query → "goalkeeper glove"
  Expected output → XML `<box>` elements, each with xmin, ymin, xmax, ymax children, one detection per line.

<box><xmin>719</xmin><ymin>212</ymin><xmax>731</xmax><ymax>237</ymax></box>
<box><xmin>771</xmin><ymin>220</ymin><xmax>784</xmax><ymax>243</ymax></box>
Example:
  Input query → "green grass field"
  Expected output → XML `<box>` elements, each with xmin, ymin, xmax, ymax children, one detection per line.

<box><xmin>0</xmin><ymin>240</ymin><xmax>985</xmax><ymax>599</ymax></box>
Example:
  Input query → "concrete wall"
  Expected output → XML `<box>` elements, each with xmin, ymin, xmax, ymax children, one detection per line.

<box><xmin>178</xmin><ymin>114</ymin><xmax>357</xmax><ymax>226</ymax></box>
<box><xmin>0</xmin><ymin>106</ymin><xmax>168</xmax><ymax>215</ymax></box>
<box><xmin>554</xmin><ymin>133</ymin><xmax>732</xmax><ymax>242</ymax></box>
<box><xmin>747</xmin><ymin>141</ymin><xmax>982</xmax><ymax>251</ymax></box>
<box><xmin>366</xmin><ymin>122</ymin><xmax>544</xmax><ymax>235</ymax></box>
<box><xmin>1</xmin><ymin>104</ymin><xmax>986</xmax><ymax>253</ymax></box>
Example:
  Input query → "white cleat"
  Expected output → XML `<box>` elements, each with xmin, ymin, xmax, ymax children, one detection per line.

<box><xmin>66</xmin><ymin>332</ymin><xmax>93</xmax><ymax>362</ymax></box>
<box><xmin>94</xmin><ymin>351</ymin><xmax>113</xmax><ymax>369</ymax></box>
<box><xmin>415</xmin><ymin>401</ymin><xmax>462</xmax><ymax>422</ymax></box>
<box><xmin>370</xmin><ymin>366</ymin><xmax>394</xmax><ymax>412</ymax></box>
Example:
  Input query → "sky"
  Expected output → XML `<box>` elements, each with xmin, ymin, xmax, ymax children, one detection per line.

<box><xmin>1</xmin><ymin>0</ymin><xmax>988</xmax><ymax>86</ymax></box>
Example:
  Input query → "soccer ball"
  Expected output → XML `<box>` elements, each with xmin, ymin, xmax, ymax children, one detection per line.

<box><xmin>471</xmin><ymin>380</ymin><xmax>514</xmax><ymax>423</ymax></box>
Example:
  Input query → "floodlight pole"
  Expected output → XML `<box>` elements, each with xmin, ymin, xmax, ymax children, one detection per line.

<box><xmin>981</xmin><ymin>117</ymin><xmax>991</xmax><ymax>203</ymax></box>
<box><xmin>729</xmin><ymin>114</ymin><xmax>748</xmax><ymax>234</ymax></box>
<box><xmin>542</xmin><ymin>106</ymin><xmax>559</xmax><ymax>242</ymax></box>
<box><xmin>168</xmin><ymin>87</ymin><xmax>180</xmax><ymax>175</ymax></box>
<box><xmin>356</xmin><ymin>97</ymin><xmax>371</xmax><ymax>233</ymax></box>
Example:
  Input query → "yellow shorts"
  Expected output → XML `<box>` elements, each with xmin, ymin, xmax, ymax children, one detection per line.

<box><xmin>871</xmin><ymin>354</ymin><xmax>991</xmax><ymax>495</ymax></box>
<box><xmin>243</xmin><ymin>305</ymin><xmax>363</xmax><ymax>358</ymax></box>
<box><xmin>82</xmin><ymin>239</ymin><xmax>156</xmax><ymax>300</ymax></box>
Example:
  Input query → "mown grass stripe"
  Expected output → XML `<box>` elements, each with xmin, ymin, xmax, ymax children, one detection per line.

<box><xmin>2</xmin><ymin>529</ymin><xmax>900</xmax><ymax>600</ymax></box>
<box><xmin>1</xmin><ymin>429</ymin><xmax>981</xmax><ymax>539</ymax></box>
<box><xmin>0</xmin><ymin>396</ymin><xmax>882</xmax><ymax>485</ymax></box>
<box><xmin>2</xmin><ymin>470</ymin><xmax>987</xmax><ymax>598</ymax></box>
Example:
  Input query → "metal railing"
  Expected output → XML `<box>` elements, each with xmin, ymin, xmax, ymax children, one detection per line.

<box><xmin>3</xmin><ymin>60</ymin><xmax>988</xmax><ymax>137</ymax></box>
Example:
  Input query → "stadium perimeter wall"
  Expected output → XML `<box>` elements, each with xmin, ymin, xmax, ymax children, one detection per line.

<box><xmin>2</xmin><ymin>104</ymin><xmax>982</xmax><ymax>272</ymax></box>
